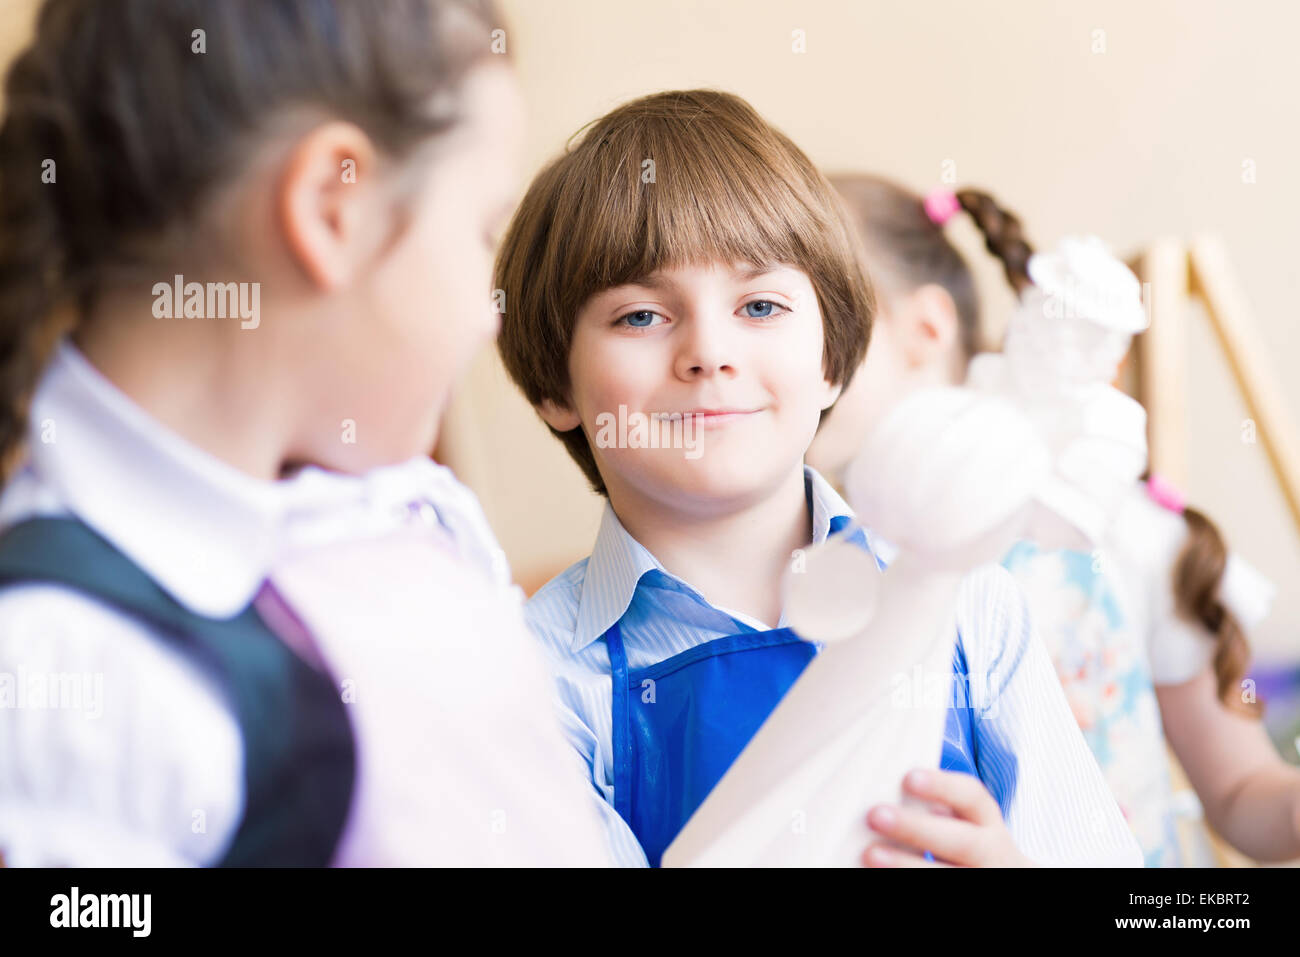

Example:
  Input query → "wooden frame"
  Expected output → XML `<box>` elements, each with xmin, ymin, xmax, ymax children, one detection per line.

<box><xmin>1130</xmin><ymin>239</ymin><xmax>1190</xmax><ymax>486</ymax></box>
<box><xmin>1128</xmin><ymin>233</ymin><xmax>1300</xmax><ymax>869</ymax></box>
<box><xmin>1129</xmin><ymin>234</ymin><xmax>1300</xmax><ymax>531</ymax></box>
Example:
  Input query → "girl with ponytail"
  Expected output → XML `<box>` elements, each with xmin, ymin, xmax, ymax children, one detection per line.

<box><xmin>809</xmin><ymin>173</ymin><xmax>1300</xmax><ymax>865</ymax></box>
<box><xmin>0</xmin><ymin>0</ymin><xmax>610</xmax><ymax>866</ymax></box>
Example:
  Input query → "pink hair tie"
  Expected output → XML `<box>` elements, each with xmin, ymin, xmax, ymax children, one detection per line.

<box><xmin>923</xmin><ymin>188</ymin><xmax>961</xmax><ymax>226</ymax></box>
<box><xmin>1146</xmin><ymin>472</ymin><xmax>1186</xmax><ymax>514</ymax></box>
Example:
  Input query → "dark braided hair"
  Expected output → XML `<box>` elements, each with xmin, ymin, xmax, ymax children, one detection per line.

<box><xmin>955</xmin><ymin>188</ymin><xmax>1035</xmax><ymax>294</ymax></box>
<box><xmin>828</xmin><ymin>174</ymin><xmax>1034</xmax><ymax>359</ymax></box>
<box><xmin>1173</xmin><ymin>506</ymin><xmax>1262</xmax><ymax>717</ymax></box>
<box><xmin>0</xmin><ymin>0</ymin><xmax>504</xmax><ymax>479</ymax></box>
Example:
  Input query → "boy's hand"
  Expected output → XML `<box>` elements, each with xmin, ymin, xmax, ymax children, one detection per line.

<box><xmin>862</xmin><ymin>769</ymin><xmax>1034</xmax><ymax>867</ymax></box>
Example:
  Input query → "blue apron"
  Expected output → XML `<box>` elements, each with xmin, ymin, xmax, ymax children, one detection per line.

<box><xmin>605</xmin><ymin>551</ymin><xmax>989</xmax><ymax>867</ymax></box>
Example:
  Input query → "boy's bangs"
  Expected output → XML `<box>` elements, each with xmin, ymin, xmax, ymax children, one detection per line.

<box><xmin>556</xmin><ymin>113</ymin><xmax>828</xmax><ymax>298</ymax></box>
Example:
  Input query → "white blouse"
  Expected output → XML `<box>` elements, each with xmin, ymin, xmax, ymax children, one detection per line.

<box><xmin>0</xmin><ymin>342</ymin><xmax>611</xmax><ymax>866</ymax></box>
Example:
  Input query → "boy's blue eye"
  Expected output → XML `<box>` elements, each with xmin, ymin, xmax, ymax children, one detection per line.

<box><xmin>619</xmin><ymin>310</ymin><xmax>661</xmax><ymax>328</ymax></box>
<box><xmin>743</xmin><ymin>300</ymin><xmax>781</xmax><ymax>319</ymax></box>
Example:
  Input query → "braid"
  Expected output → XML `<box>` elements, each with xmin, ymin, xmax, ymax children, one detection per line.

<box><xmin>1172</xmin><ymin>507</ymin><xmax>1261</xmax><ymax>718</ymax></box>
<box><xmin>828</xmin><ymin>173</ymin><xmax>983</xmax><ymax>358</ymax></box>
<box><xmin>0</xmin><ymin>15</ymin><xmax>74</xmax><ymax>478</ymax></box>
<box><xmin>955</xmin><ymin>188</ymin><xmax>1035</xmax><ymax>294</ymax></box>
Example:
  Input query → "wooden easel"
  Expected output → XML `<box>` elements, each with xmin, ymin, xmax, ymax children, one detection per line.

<box><xmin>1129</xmin><ymin>235</ymin><xmax>1300</xmax><ymax>868</ymax></box>
<box><xmin>1130</xmin><ymin>235</ymin><xmax>1300</xmax><ymax>527</ymax></box>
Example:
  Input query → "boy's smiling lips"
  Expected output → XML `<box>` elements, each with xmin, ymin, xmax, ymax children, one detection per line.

<box><xmin>651</xmin><ymin>408</ymin><xmax>764</xmax><ymax>428</ymax></box>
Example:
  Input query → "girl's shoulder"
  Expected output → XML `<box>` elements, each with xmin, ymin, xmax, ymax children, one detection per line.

<box><xmin>0</xmin><ymin>581</ymin><xmax>243</xmax><ymax>865</ymax></box>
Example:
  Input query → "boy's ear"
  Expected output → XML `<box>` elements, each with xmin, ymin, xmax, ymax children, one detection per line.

<box><xmin>895</xmin><ymin>283</ymin><xmax>960</xmax><ymax>369</ymax></box>
<box><xmin>278</xmin><ymin>121</ymin><xmax>386</xmax><ymax>290</ymax></box>
<box><xmin>538</xmin><ymin>397</ymin><xmax>582</xmax><ymax>432</ymax></box>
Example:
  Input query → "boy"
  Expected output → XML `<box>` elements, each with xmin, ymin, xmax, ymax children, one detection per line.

<box><xmin>495</xmin><ymin>89</ymin><xmax>1140</xmax><ymax>868</ymax></box>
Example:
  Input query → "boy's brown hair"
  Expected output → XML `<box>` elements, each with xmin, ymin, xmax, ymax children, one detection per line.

<box><xmin>494</xmin><ymin>89</ymin><xmax>875</xmax><ymax>495</ymax></box>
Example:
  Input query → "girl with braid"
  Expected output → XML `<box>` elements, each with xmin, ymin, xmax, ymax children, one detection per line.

<box><xmin>809</xmin><ymin>173</ymin><xmax>1300</xmax><ymax>866</ymax></box>
<box><xmin>0</xmin><ymin>0</ymin><xmax>611</xmax><ymax>866</ymax></box>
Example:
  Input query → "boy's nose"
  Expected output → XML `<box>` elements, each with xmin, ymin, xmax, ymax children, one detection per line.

<box><xmin>674</xmin><ymin>316</ymin><xmax>737</xmax><ymax>381</ymax></box>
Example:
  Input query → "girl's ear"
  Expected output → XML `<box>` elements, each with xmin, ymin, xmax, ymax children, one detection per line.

<box><xmin>894</xmin><ymin>283</ymin><xmax>961</xmax><ymax>370</ymax></box>
<box><xmin>538</xmin><ymin>397</ymin><xmax>582</xmax><ymax>432</ymax></box>
<box><xmin>278</xmin><ymin>121</ymin><xmax>386</xmax><ymax>290</ymax></box>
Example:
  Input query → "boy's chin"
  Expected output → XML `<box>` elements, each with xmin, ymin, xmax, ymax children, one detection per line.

<box><xmin>612</xmin><ymin>451</ymin><xmax>794</xmax><ymax>511</ymax></box>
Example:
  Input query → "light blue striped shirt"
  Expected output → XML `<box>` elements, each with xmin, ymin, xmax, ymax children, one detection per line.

<box><xmin>525</xmin><ymin>466</ymin><xmax>1142</xmax><ymax>867</ymax></box>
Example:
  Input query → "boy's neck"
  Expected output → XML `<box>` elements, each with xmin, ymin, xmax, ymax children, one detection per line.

<box><xmin>608</xmin><ymin>464</ymin><xmax>812</xmax><ymax>629</ymax></box>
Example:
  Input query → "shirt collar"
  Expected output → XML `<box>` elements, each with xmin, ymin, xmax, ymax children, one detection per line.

<box><xmin>807</xmin><ymin>463</ymin><xmax>852</xmax><ymax>545</ymax></box>
<box><xmin>570</xmin><ymin>465</ymin><xmax>857</xmax><ymax>653</ymax></box>
<box><xmin>14</xmin><ymin>341</ymin><xmax>484</xmax><ymax>619</ymax></box>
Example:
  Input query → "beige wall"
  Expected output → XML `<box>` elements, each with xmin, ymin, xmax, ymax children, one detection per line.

<box><xmin>2</xmin><ymin>1</ymin><xmax>1296</xmax><ymax>661</ymax></box>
